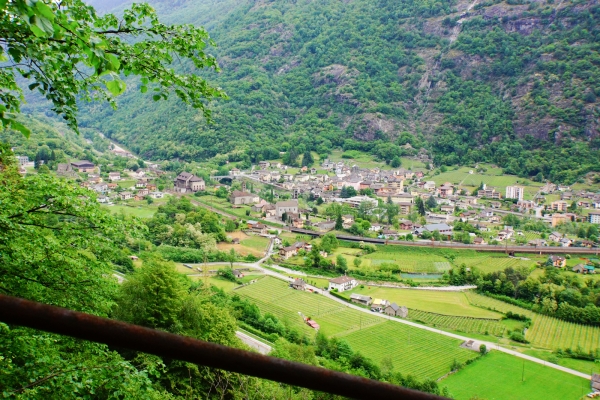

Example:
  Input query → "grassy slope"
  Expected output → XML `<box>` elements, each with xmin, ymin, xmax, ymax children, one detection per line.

<box><xmin>441</xmin><ymin>351</ymin><xmax>589</xmax><ymax>400</ymax></box>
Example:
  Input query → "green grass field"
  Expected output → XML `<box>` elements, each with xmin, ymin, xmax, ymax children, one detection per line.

<box><xmin>453</xmin><ymin>254</ymin><xmax>540</xmax><ymax>274</ymax></box>
<box><xmin>346</xmin><ymin>287</ymin><xmax>501</xmax><ymax>318</ymax></box>
<box><xmin>442</xmin><ymin>351</ymin><xmax>589</xmax><ymax>400</ymax></box>
<box><xmin>340</xmin><ymin>321</ymin><xmax>478</xmax><ymax>380</ymax></box>
<box><xmin>429</xmin><ymin>166</ymin><xmax>541</xmax><ymax>196</ymax></box>
<box><xmin>465</xmin><ymin>292</ymin><xmax>600</xmax><ymax>352</ymax></box>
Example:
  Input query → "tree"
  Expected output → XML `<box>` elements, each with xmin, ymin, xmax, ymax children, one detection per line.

<box><xmin>321</xmin><ymin>233</ymin><xmax>339</xmax><ymax>253</ymax></box>
<box><xmin>390</xmin><ymin>156</ymin><xmax>401</xmax><ymax>168</ymax></box>
<box><xmin>0</xmin><ymin>0</ymin><xmax>225</xmax><ymax>135</ymax></box>
<box><xmin>353</xmin><ymin>257</ymin><xmax>362</xmax><ymax>268</ymax></box>
<box><xmin>426</xmin><ymin>195</ymin><xmax>437</xmax><ymax>210</ymax></box>
<box><xmin>316</xmin><ymin>197</ymin><xmax>324</xmax><ymax>205</ymax></box>
<box><xmin>335</xmin><ymin>213</ymin><xmax>343</xmax><ymax>230</ymax></box>
<box><xmin>415</xmin><ymin>197</ymin><xmax>426</xmax><ymax>216</ymax></box>
<box><xmin>115</xmin><ymin>257</ymin><xmax>187</xmax><ymax>329</ymax></box>
<box><xmin>301</xmin><ymin>150</ymin><xmax>314</xmax><ymax>167</ymax></box>
<box><xmin>336</xmin><ymin>255</ymin><xmax>348</xmax><ymax>272</ymax></box>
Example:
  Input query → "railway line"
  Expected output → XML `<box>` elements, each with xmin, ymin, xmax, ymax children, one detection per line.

<box><xmin>289</xmin><ymin>228</ymin><xmax>600</xmax><ymax>255</ymax></box>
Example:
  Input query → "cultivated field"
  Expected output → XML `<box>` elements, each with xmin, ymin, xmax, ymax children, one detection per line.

<box><xmin>441</xmin><ymin>351</ymin><xmax>589</xmax><ymax>400</ymax></box>
<box><xmin>340</xmin><ymin>321</ymin><xmax>478</xmax><ymax>381</ymax></box>
<box><xmin>409</xmin><ymin>310</ymin><xmax>506</xmax><ymax>336</ymax></box>
<box><xmin>236</xmin><ymin>277</ymin><xmax>384</xmax><ymax>336</ymax></box>
<box><xmin>347</xmin><ymin>287</ymin><xmax>502</xmax><ymax>318</ymax></box>
<box><xmin>235</xmin><ymin>277</ymin><xmax>478</xmax><ymax>379</ymax></box>
<box><xmin>466</xmin><ymin>292</ymin><xmax>600</xmax><ymax>352</ymax></box>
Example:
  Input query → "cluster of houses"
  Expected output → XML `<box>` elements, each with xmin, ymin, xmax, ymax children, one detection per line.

<box><xmin>289</xmin><ymin>275</ymin><xmax>409</xmax><ymax>318</ymax></box>
<box><xmin>55</xmin><ymin>160</ymin><xmax>168</xmax><ymax>203</ymax></box>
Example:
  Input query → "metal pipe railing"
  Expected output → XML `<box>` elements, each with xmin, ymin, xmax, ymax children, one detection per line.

<box><xmin>0</xmin><ymin>294</ymin><xmax>446</xmax><ymax>400</ymax></box>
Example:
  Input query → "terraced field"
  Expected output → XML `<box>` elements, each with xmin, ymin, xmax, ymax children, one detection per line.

<box><xmin>340</xmin><ymin>321</ymin><xmax>478</xmax><ymax>380</ymax></box>
<box><xmin>465</xmin><ymin>292</ymin><xmax>600</xmax><ymax>352</ymax></box>
<box><xmin>409</xmin><ymin>310</ymin><xmax>506</xmax><ymax>336</ymax></box>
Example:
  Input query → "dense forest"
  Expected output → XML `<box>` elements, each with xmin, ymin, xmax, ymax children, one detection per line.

<box><xmin>53</xmin><ymin>0</ymin><xmax>600</xmax><ymax>183</ymax></box>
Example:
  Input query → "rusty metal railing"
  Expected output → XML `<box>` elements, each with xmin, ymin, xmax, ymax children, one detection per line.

<box><xmin>0</xmin><ymin>294</ymin><xmax>446</xmax><ymax>399</ymax></box>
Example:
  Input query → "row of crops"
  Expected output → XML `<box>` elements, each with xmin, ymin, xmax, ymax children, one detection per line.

<box><xmin>527</xmin><ymin>314</ymin><xmax>600</xmax><ymax>353</ymax></box>
<box><xmin>465</xmin><ymin>291</ymin><xmax>600</xmax><ymax>352</ymax></box>
<box><xmin>409</xmin><ymin>309</ymin><xmax>506</xmax><ymax>336</ymax></box>
<box><xmin>341</xmin><ymin>321</ymin><xmax>478</xmax><ymax>380</ymax></box>
<box><xmin>236</xmin><ymin>277</ymin><xmax>385</xmax><ymax>336</ymax></box>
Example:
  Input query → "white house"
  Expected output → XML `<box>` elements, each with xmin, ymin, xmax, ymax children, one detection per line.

<box><xmin>328</xmin><ymin>276</ymin><xmax>357</xmax><ymax>292</ymax></box>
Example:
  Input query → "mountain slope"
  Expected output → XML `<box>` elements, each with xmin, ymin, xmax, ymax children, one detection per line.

<box><xmin>74</xmin><ymin>0</ymin><xmax>600</xmax><ymax>182</ymax></box>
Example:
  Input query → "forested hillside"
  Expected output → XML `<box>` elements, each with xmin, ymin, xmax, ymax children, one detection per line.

<box><xmin>72</xmin><ymin>0</ymin><xmax>600</xmax><ymax>182</ymax></box>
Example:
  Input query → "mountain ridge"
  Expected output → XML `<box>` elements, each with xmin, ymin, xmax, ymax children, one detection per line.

<box><xmin>68</xmin><ymin>0</ymin><xmax>600</xmax><ymax>182</ymax></box>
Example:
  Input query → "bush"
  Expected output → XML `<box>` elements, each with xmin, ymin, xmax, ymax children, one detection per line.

<box><xmin>509</xmin><ymin>331</ymin><xmax>529</xmax><ymax>343</ymax></box>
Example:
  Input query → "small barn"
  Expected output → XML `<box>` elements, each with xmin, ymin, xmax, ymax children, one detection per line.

<box><xmin>349</xmin><ymin>294</ymin><xmax>372</xmax><ymax>306</ymax></box>
<box><xmin>290</xmin><ymin>278</ymin><xmax>306</xmax><ymax>291</ymax></box>
<box><xmin>232</xmin><ymin>269</ymin><xmax>243</xmax><ymax>278</ymax></box>
<box><xmin>592</xmin><ymin>373</ymin><xmax>600</xmax><ymax>392</ymax></box>
<box><xmin>384</xmin><ymin>303</ymin><xmax>408</xmax><ymax>318</ymax></box>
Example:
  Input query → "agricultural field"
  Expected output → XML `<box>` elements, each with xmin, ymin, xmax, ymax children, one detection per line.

<box><xmin>340</xmin><ymin>321</ymin><xmax>478</xmax><ymax>381</ymax></box>
<box><xmin>328</xmin><ymin>244</ymin><xmax>541</xmax><ymax>276</ymax></box>
<box><xmin>465</xmin><ymin>292</ymin><xmax>600</xmax><ymax>352</ymax></box>
<box><xmin>409</xmin><ymin>310</ymin><xmax>506</xmax><ymax>336</ymax></box>
<box><xmin>218</xmin><ymin>231</ymin><xmax>270</xmax><ymax>257</ymax></box>
<box><xmin>345</xmin><ymin>287</ymin><xmax>501</xmax><ymax>319</ymax></box>
<box><xmin>235</xmin><ymin>277</ymin><xmax>384</xmax><ymax>336</ymax></box>
<box><xmin>356</xmin><ymin>246</ymin><xmax>452</xmax><ymax>274</ymax></box>
<box><xmin>441</xmin><ymin>351</ymin><xmax>589</xmax><ymax>400</ymax></box>
<box><xmin>235</xmin><ymin>277</ymin><xmax>479</xmax><ymax>380</ymax></box>
<box><xmin>452</xmin><ymin>255</ymin><xmax>541</xmax><ymax>274</ymax></box>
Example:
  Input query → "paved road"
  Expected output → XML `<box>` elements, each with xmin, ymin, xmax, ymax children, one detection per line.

<box><xmin>236</xmin><ymin>331</ymin><xmax>272</xmax><ymax>355</ymax></box>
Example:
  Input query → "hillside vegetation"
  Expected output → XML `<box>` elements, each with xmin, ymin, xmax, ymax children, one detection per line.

<box><xmin>70</xmin><ymin>0</ymin><xmax>600</xmax><ymax>183</ymax></box>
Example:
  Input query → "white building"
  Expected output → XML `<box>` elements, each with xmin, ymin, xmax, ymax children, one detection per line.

<box><xmin>337</xmin><ymin>195</ymin><xmax>378</xmax><ymax>209</ymax></box>
<box><xmin>328</xmin><ymin>276</ymin><xmax>357</xmax><ymax>292</ymax></box>
<box><xmin>589</xmin><ymin>211</ymin><xmax>600</xmax><ymax>224</ymax></box>
<box><xmin>275</xmin><ymin>199</ymin><xmax>298</xmax><ymax>217</ymax></box>
<box><xmin>506</xmin><ymin>186</ymin><xmax>525</xmax><ymax>200</ymax></box>
<box><xmin>505</xmin><ymin>185</ymin><xmax>525</xmax><ymax>201</ymax></box>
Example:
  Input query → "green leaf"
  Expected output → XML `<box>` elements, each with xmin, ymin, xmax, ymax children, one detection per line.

<box><xmin>152</xmin><ymin>94</ymin><xmax>161</xmax><ymax>101</ymax></box>
<box><xmin>35</xmin><ymin>1</ymin><xmax>55</xmax><ymax>21</ymax></box>
<box><xmin>0</xmin><ymin>0</ymin><xmax>7</xmax><ymax>9</ymax></box>
<box><xmin>105</xmin><ymin>53</ymin><xmax>120</xmax><ymax>71</ymax></box>
<box><xmin>28</xmin><ymin>83</ymin><xmax>40</xmax><ymax>91</ymax></box>
<box><xmin>9</xmin><ymin>120</ymin><xmax>31</xmax><ymax>138</ymax></box>
<box><xmin>140</xmin><ymin>85</ymin><xmax>147</xmax><ymax>93</ymax></box>
<box><xmin>105</xmin><ymin>79</ymin><xmax>126</xmax><ymax>96</ymax></box>
<box><xmin>29</xmin><ymin>23</ymin><xmax>46</xmax><ymax>38</ymax></box>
